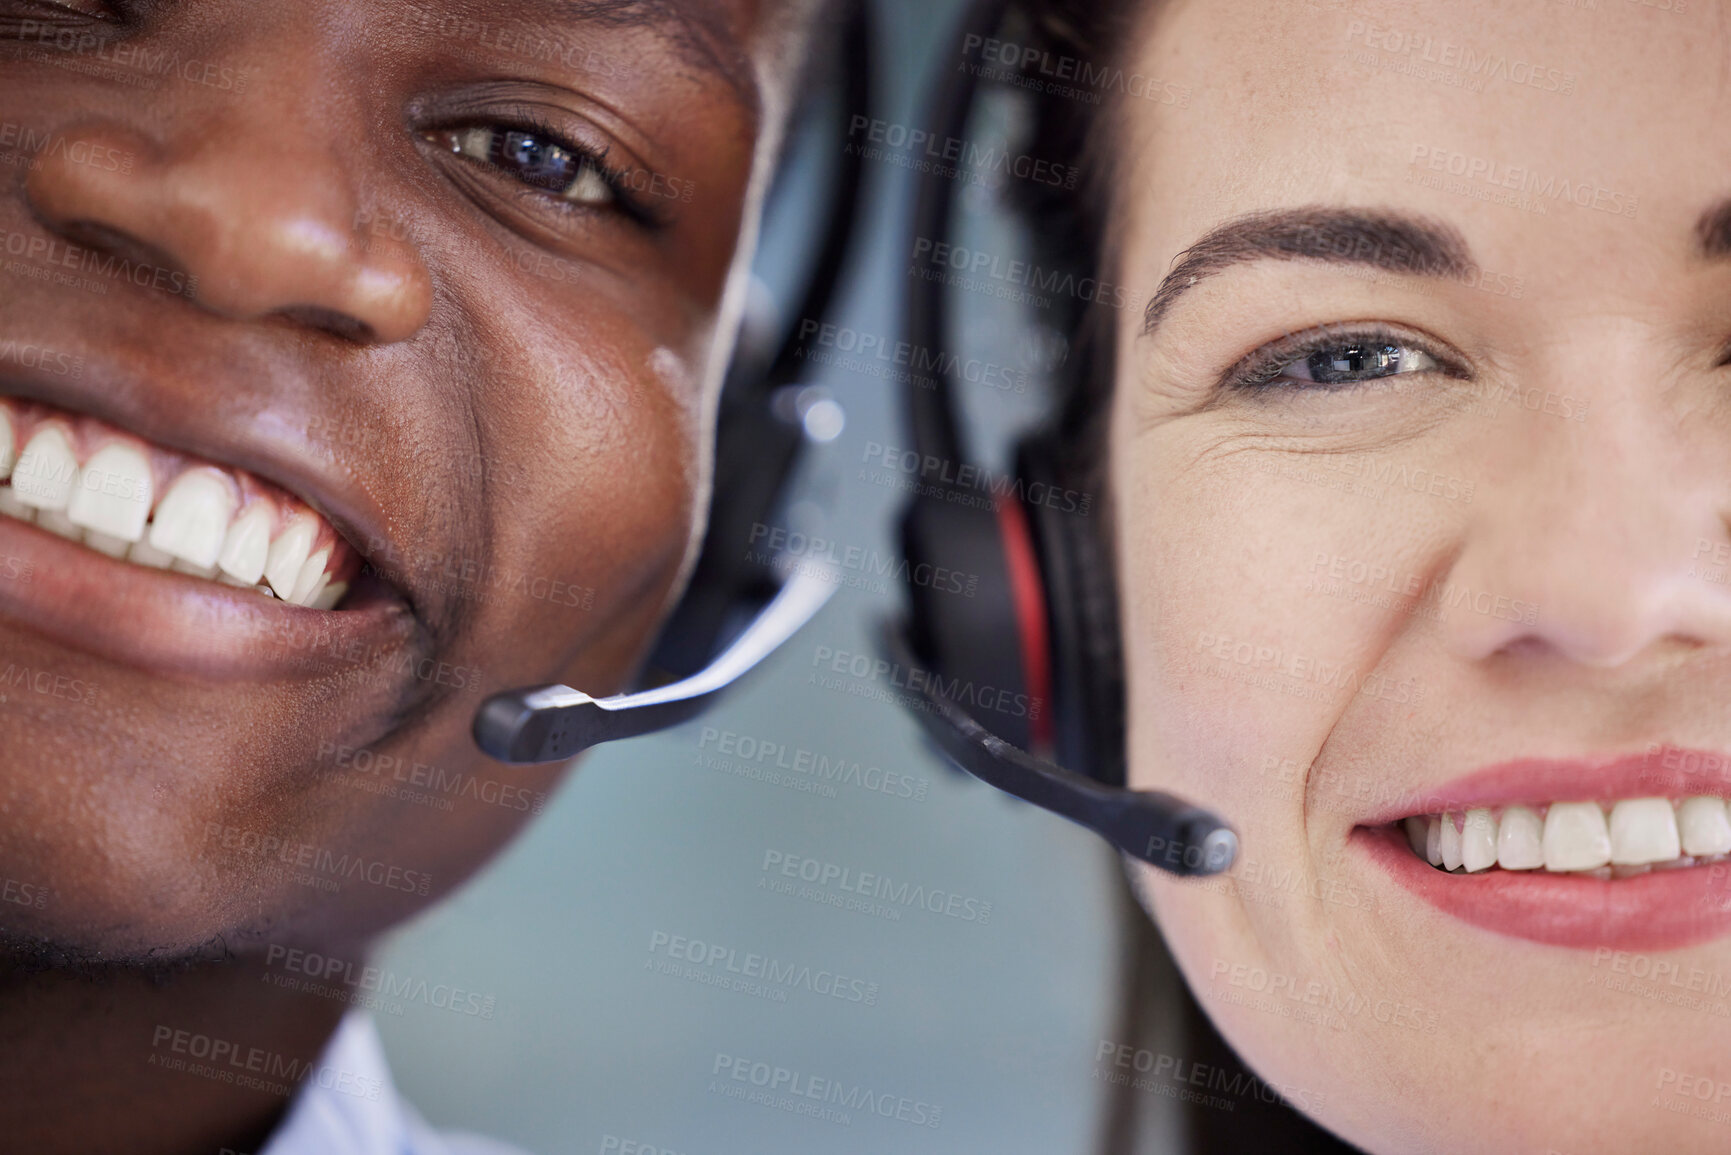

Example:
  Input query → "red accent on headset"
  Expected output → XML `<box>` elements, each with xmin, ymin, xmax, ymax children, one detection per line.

<box><xmin>995</xmin><ymin>496</ymin><xmax>1054</xmax><ymax>753</ymax></box>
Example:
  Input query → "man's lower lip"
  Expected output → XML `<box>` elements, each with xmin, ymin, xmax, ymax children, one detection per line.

<box><xmin>0</xmin><ymin>514</ymin><xmax>414</xmax><ymax>680</ymax></box>
<box><xmin>1354</xmin><ymin>824</ymin><xmax>1731</xmax><ymax>950</ymax></box>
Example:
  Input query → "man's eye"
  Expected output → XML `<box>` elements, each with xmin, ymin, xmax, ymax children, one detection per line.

<box><xmin>1282</xmin><ymin>342</ymin><xmax>1438</xmax><ymax>385</ymax></box>
<box><xmin>425</xmin><ymin>125</ymin><xmax>616</xmax><ymax>208</ymax></box>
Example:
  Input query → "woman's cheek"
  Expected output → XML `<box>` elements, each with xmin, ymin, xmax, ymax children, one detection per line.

<box><xmin>1120</xmin><ymin>466</ymin><xmax>1352</xmax><ymax>806</ymax></box>
<box><xmin>1116</xmin><ymin>450</ymin><xmax>1433</xmax><ymax>1097</ymax></box>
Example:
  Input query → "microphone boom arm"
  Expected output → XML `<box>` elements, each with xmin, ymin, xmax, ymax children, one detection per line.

<box><xmin>878</xmin><ymin>619</ymin><xmax>1237</xmax><ymax>877</ymax></box>
<box><xmin>475</xmin><ymin>564</ymin><xmax>838</xmax><ymax>763</ymax></box>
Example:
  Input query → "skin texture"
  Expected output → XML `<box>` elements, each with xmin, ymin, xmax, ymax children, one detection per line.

<box><xmin>1111</xmin><ymin>1</ymin><xmax>1731</xmax><ymax>1152</ymax></box>
<box><xmin>0</xmin><ymin>0</ymin><xmax>810</xmax><ymax>1150</ymax></box>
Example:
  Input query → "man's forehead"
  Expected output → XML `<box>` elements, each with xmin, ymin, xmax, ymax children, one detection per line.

<box><xmin>479</xmin><ymin>0</ymin><xmax>760</xmax><ymax>106</ymax></box>
<box><xmin>519</xmin><ymin>0</ymin><xmax>758</xmax><ymax>102</ymax></box>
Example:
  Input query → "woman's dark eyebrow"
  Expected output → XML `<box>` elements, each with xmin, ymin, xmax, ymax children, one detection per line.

<box><xmin>1140</xmin><ymin>207</ymin><xmax>1474</xmax><ymax>338</ymax></box>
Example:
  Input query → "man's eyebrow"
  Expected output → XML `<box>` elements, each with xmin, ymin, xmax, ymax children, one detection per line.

<box><xmin>1141</xmin><ymin>208</ymin><xmax>1474</xmax><ymax>337</ymax></box>
<box><xmin>545</xmin><ymin>0</ymin><xmax>756</xmax><ymax>108</ymax></box>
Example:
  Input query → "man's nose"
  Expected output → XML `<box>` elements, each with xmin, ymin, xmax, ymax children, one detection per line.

<box><xmin>22</xmin><ymin>112</ymin><xmax>432</xmax><ymax>344</ymax></box>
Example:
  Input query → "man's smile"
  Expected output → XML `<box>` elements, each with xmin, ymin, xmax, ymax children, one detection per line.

<box><xmin>1</xmin><ymin>394</ymin><xmax>356</xmax><ymax>608</ymax></box>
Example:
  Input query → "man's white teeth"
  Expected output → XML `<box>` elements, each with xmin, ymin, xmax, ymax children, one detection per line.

<box><xmin>264</xmin><ymin>514</ymin><xmax>316</xmax><ymax>600</ymax></box>
<box><xmin>127</xmin><ymin>538</ymin><xmax>175</xmax><ymax>569</ymax></box>
<box><xmin>1411</xmin><ymin>797</ymin><xmax>1731</xmax><ymax>874</ymax></box>
<box><xmin>13</xmin><ymin>427</ymin><xmax>78</xmax><ymax>510</ymax></box>
<box><xmin>217</xmin><ymin>504</ymin><xmax>272</xmax><ymax>585</ymax></box>
<box><xmin>311</xmin><ymin>581</ymin><xmax>348</xmax><ymax>611</ymax></box>
<box><xmin>290</xmin><ymin>548</ymin><xmax>331</xmax><ymax>607</ymax></box>
<box><xmin>1495</xmin><ymin>805</ymin><xmax>1545</xmax><ymax>870</ymax></box>
<box><xmin>148</xmin><ymin>470</ymin><xmax>236</xmax><ymax>569</ymax></box>
<box><xmin>37</xmin><ymin>508</ymin><xmax>81</xmax><ymax>540</ymax></box>
<box><xmin>0</xmin><ymin>402</ymin><xmax>353</xmax><ymax>608</ymax></box>
<box><xmin>1678</xmin><ymin>796</ymin><xmax>1731</xmax><ymax>857</ymax></box>
<box><xmin>85</xmin><ymin>531</ymin><xmax>131</xmax><ymax>559</ymax></box>
<box><xmin>66</xmin><ymin>443</ymin><xmax>152</xmax><ymax>541</ymax></box>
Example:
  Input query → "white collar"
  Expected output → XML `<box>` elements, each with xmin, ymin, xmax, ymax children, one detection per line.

<box><xmin>259</xmin><ymin>1012</ymin><xmax>528</xmax><ymax>1155</ymax></box>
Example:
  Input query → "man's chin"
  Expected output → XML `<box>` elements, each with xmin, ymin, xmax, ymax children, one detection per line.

<box><xmin>0</xmin><ymin>842</ymin><xmax>371</xmax><ymax>974</ymax></box>
<box><xmin>0</xmin><ymin>922</ymin><xmax>246</xmax><ymax>980</ymax></box>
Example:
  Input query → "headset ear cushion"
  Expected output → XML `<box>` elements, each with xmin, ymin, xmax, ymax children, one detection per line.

<box><xmin>1016</xmin><ymin>435</ymin><xmax>1127</xmax><ymax>787</ymax></box>
<box><xmin>899</xmin><ymin>487</ymin><xmax>1038</xmax><ymax>752</ymax></box>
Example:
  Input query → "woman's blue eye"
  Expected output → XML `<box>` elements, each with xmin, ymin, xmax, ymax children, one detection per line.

<box><xmin>430</xmin><ymin>125</ymin><xmax>616</xmax><ymax>207</ymax></box>
<box><xmin>1283</xmin><ymin>342</ymin><xmax>1437</xmax><ymax>385</ymax></box>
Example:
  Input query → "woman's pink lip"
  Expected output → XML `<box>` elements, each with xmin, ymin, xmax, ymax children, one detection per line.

<box><xmin>1355</xmin><ymin>824</ymin><xmax>1731</xmax><ymax>950</ymax></box>
<box><xmin>0</xmin><ymin>514</ymin><xmax>416</xmax><ymax>681</ymax></box>
<box><xmin>1355</xmin><ymin>749</ymin><xmax>1731</xmax><ymax>826</ymax></box>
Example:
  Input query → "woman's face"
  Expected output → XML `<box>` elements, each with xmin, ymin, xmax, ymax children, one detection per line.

<box><xmin>1115</xmin><ymin>0</ymin><xmax>1731</xmax><ymax>1149</ymax></box>
<box><xmin>0</xmin><ymin>0</ymin><xmax>799</xmax><ymax>959</ymax></box>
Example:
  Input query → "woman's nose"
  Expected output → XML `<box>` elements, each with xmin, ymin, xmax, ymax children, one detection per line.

<box><xmin>1438</xmin><ymin>379</ymin><xmax>1731</xmax><ymax>668</ymax></box>
<box><xmin>22</xmin><ymin>115</ymin><xmax>432</xmax><ymax>345</ymax></box>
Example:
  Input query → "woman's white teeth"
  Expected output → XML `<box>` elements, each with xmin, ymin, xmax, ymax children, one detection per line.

<box><xmin>1495</xmin><ymin>805</ymin><xmax>1546</xmax><ymax>870</ymax></box>
<box><xmin>1460</xmin><ymin>809</ymin><xmax>1498</xmax><ymax>873</ymax></box>
<box><xmin>1439</xmin><ymin>812</ymin><xmax>1464</xmax><ymax>871</ymax></box>
<box><xmin>1414</xmin><ymin>797</ymin><xmax>1731</xmax><ymax>874</ymax></box>
<box><xmin>1403</xmin><ymin>816</ymin><xmax>1427</xmax><ymax>857</ymax></box>
<box><xmin>1678</xmin><ymin>796</ymin><xmax>1731</xmax><ymax>857</ymax></box>
<box><xmin>1543</xmin><ymin>802</ymin><xmax>1612</xmax><ymax>872</ymax></box>
<box><xmin>0</xmin><ymin>403</ymin><xmax>352</xmax><ymax>609</ymax></box>
<box><xmin>1607</xmin><ymin>798</ymin><xmax>1680</xmax><ymax>865</ymax></box>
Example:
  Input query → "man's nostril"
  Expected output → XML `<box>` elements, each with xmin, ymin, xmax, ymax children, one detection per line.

<box><xmin>274</xmin><ymin>306</ymin><xmax>377</xmax><ymax>344</ymax></box>
<box><xmin>51</xmin><ymin>218</ymin><xmax>185</xmax><ymax>283</ymax></box>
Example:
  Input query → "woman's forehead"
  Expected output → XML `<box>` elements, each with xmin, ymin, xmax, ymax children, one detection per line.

<box><xmin>1118</xmin><ymin>0</ymin><xmax>1721</xmax><ymax>289</ymax></box>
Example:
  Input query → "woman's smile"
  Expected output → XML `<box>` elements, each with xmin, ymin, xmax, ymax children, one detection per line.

<box><xmin>1348</xmin><ymin>749</ymin><xmax>1731</xmax><ymax>950</ymax></box>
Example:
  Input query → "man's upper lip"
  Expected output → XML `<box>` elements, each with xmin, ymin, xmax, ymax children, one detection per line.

<box><xmin>0</xmin><ymin>348</ymin><xmax>397</xmax><ymax>591</ymax></box>
<box><xmin>1358</xmin><ymin>746</ymin><xmax>1731</xmax><ymax>825</ymax></box>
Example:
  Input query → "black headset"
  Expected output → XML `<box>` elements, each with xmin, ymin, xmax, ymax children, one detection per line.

<box><xmin>472</xmin><ymin>2</ymin><xmax>867</xmax><ymax>764</ymax></box>
<box><xmin>471</xmin><ymin>0</ymin><xmax>1235</xmax><ymax>879</ymax></box>
<box><xmin>885</xmin><ymin>0</ymin><xmax>1235</xmax><ymax>877</ymax></box>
